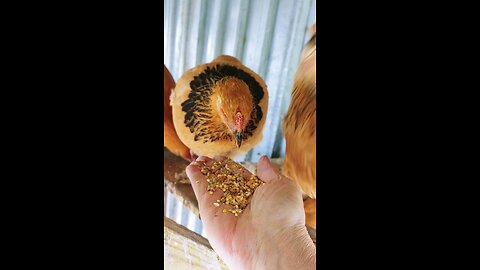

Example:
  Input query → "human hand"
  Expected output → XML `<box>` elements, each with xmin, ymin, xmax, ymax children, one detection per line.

<box><xmin>186</xmin><ymin>156</ymin><xmax>315</xmax><ymax>270</ymax></box>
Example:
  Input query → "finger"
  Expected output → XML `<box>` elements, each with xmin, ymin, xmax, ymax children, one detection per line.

<box><xmin>186</xmin><ymin>162</ymin><xmax>208</xmax><ymax>199</ymax></box>
<box><xmin>186</xmin><ymin>162</ymin><xmax>221</xmax><ymax>204</ymax></box>
<box><xmin>256</xmin><ymin>156</ymin><xmax>282</xmax><ymax>183</ymax></box>
<box><xmin>186</xmin><ymin>160</ymin><xmax>238</xmax><ymax>225</ymax></box>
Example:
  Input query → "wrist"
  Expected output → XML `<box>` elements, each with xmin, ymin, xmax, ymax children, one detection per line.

<box><xmin>249</xmin><ymin>224</ymin><xmax>316</xmax><ymax>270</ymax></box>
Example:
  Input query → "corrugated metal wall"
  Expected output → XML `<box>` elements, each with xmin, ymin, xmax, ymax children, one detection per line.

<box><xmin>164</xmin><ymin>0</ymin><xmax>316</xmax><ymax>235</ymax></box>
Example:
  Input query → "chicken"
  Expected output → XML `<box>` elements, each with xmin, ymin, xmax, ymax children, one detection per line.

<box><xmin>303</xmin><ymin>197</ymin><xmax>316</xmax><ymax>229</ymax></box>
<box><xmin>171</xmin><ymin>55</ymin><xmax>268</xmax><ymax>158</ymax></box>
<box><xmin>164</xmin><ymin>65</ymin><xmax>191</xmax><ymax>161</ymax></box>
<box><xmin>282</xmin><ymin>24</ymin><xmax>316</xmax><ymax>228</ymax></box>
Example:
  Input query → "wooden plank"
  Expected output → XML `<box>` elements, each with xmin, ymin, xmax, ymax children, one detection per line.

<box><xmin>164</xmin><ymin>217</ymin><xmax>229</xmax><ymax>269</ymax></box>
<box><xmin>164</xmin><ymin>148</ymin><xmax>200</xmax><ymax>216</ymax></box>
<box><xmin>165</xmin><ymin>216</ymin><xmax>212</xmax><ymax>249</ymax></box>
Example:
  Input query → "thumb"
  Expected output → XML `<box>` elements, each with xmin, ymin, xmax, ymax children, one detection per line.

<box><xmin>256</xmin><ymin>156</ymin><xmax>281</xmax><ymax>183</ymax></box>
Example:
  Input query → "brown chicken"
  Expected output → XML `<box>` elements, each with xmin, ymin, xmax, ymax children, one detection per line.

<box><xmin>171</xmin><ymin>55</ymin><xmax>268</xmax><ymax>158</ymax></box>
<box><xmin>282</xmin><ymin>24</ymin><xmax>317</xmax><ymax>228</ymax></box>
<box><xmin>164</xmin><ymin>65</ymin><xmax>191</xmax><ymax>161</ymax></box>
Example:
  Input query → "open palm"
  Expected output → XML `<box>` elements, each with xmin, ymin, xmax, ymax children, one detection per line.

<box><xmin>186</xmin><ymin>155</ymin><xmax>306</xmax><ymax>269</ymax></box>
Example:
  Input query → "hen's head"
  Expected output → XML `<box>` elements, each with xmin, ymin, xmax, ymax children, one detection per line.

<box><xmin>213</xmin><ymin>77</ymin><xmax>254</xmax><ymax>148</ymax></box>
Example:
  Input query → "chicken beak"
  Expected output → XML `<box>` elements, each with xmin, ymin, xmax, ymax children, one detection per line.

<box><xmin>234</xmin><ymin>131</ymin><xmax>243</xmax><ymax>148</ymax></box>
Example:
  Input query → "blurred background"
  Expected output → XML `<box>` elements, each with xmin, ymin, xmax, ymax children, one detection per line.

<box><xmin>164</xmin><ymin>0</ymin><xmax>316</xmax><ymax>236</ymax></box>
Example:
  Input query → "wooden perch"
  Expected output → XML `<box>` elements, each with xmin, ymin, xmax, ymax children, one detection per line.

<box><xmin>164</xmin><ymin>148</ymin><xmax>316</xmax><ymax>245</ymax></box>
<box><xmin>164</xmin><ymin>217</ymin><xmax>228</xmax><ymax>269</ymax></box>
<box><xmin>164</xmin><ymin>148</ymin><xmax>200</xmax><ymax>216</ymax></box>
